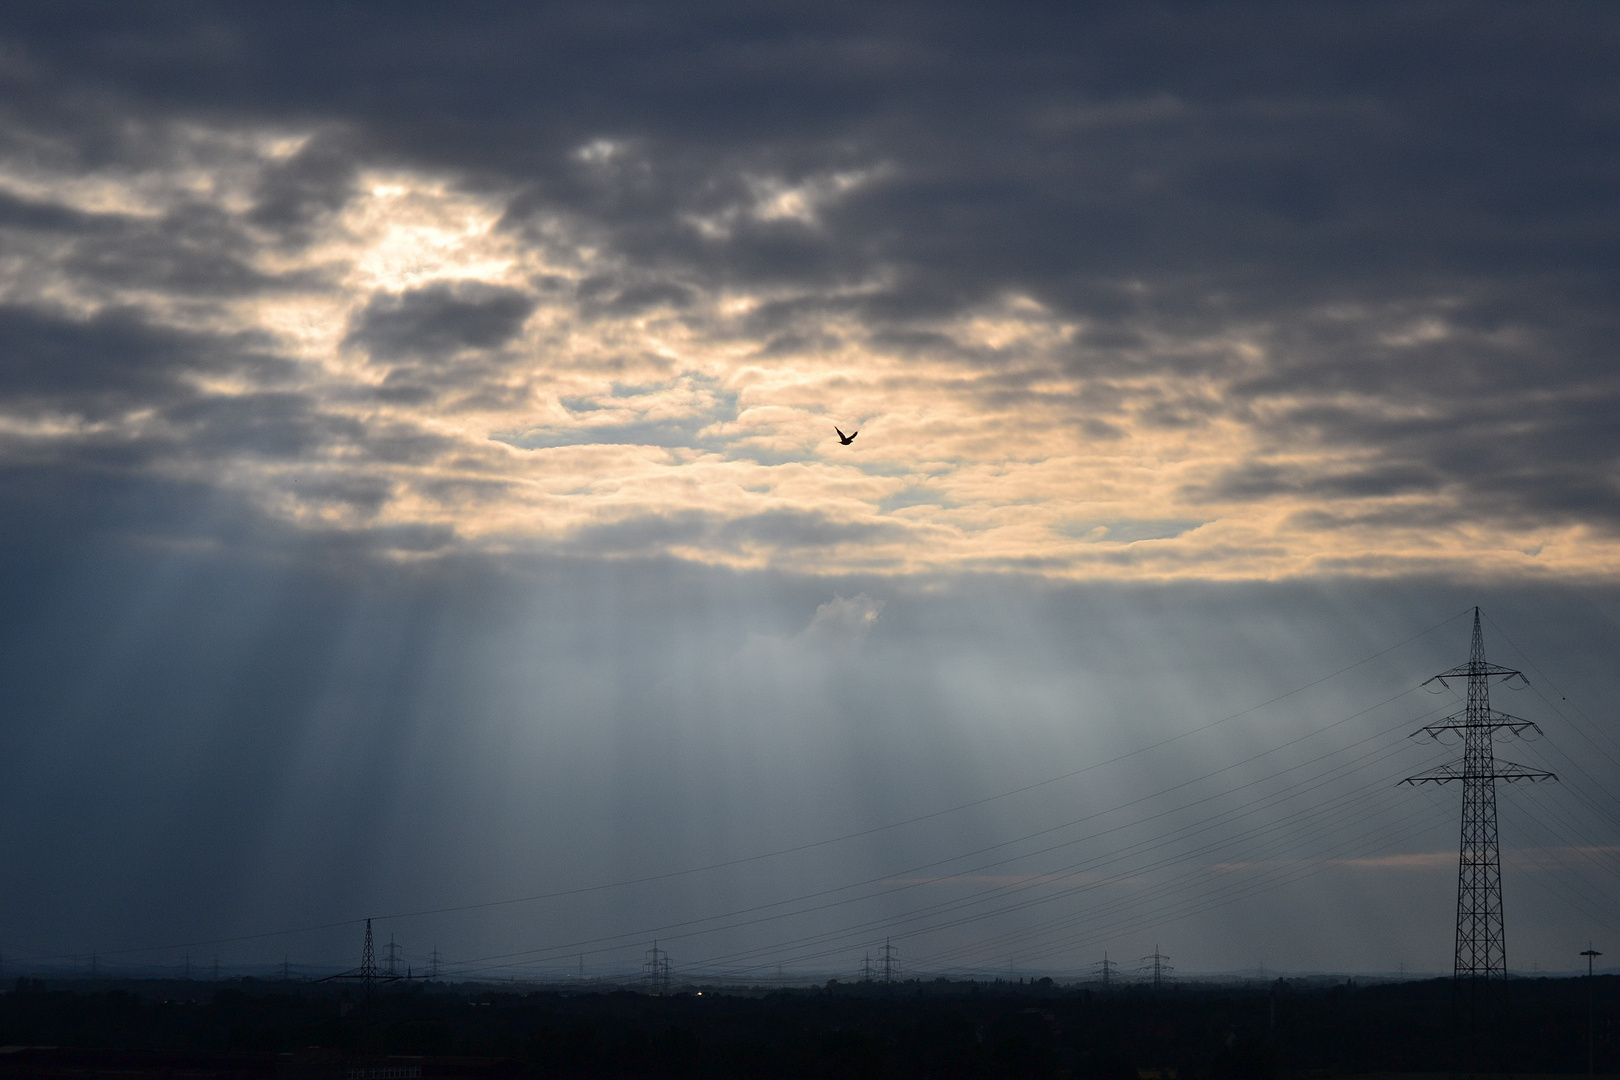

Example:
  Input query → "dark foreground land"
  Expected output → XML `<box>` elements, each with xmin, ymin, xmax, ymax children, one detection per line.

<box><xmin>1</xmin><ymin>974</ymin><xmax>1616</xmax><ymax>1078</ymax></box>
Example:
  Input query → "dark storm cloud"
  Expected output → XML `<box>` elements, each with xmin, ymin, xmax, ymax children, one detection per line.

<box><xmin>573</xmin><ymin>273</ymin><xmax>696</xmax><ymax>317</ymax></box>
<box><xmin>247</xmin><ymin>132</ymin><xmax>361</xmax><ymax>240</ymax></box>
<box><xmin>14</xmin><ymin>2</ymin><xmax>1607</xmax><ymax>290</ymax></box>
<box><xmin>162</xmin><ymin>391</ymin><xmax>363</xmax><ymax>460</ymax></box>
<box><xmin>0</xmin><ymin>299</ymin><xmax>457</xmax><ymax>535</ymax></box>
<box><xmin>347</xmin><ymin>282</ymin><xmax>537</xmax><ymax>361</ymax></box>
<box><xmin>0</xmin><ymin>189</ymin><xmax>101</xmax><ymax>231</ymax></box>
<box><xmin>1</xmin><ymin>2</ymin><xmax>1618</xmax><ymax>539</ymax></box>
<box><xmin>0</xmin><ymin>305</ymin><xmax>221</xmax><ymax>414</ymax></box>
<box><xmin>0</xmin><ymin>453</ymin><xmax>453</xmax><ymax>564</ymax></box>
<box><xmin>0</xmin><ymin>185</ymin><xmax>320</xmax><ymax>298</ymax></box>
<box><xmin>60</xmin><ymin>201</ymin><xmax>282</xmax><ymax>296</ymax></box>
<box><xmin>1193</xmin><ymin>316</ymin><xmax>1620</xmax><ymax>528</ymax></box>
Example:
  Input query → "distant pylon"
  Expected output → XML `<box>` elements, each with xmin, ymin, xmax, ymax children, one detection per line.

<box><xmin>862</xmin><ymin>953</ymin><xmax>873</xmax><ymax>982</ymax></box>
<box><xmin>360</xmin><ymin>922</ymin><xmax>376</xmax><ymax>990</ymax></box>
<box><xmin>643</xmin><ymin>941</ymin><xmax>672</xmax><ymax>996</ymax></box>
<box><xmin>430</xmin><ymin>948</ymin><xmax>442</xmax><ymax>980</ymax></box>
<box><xmin>1094</xmin><ymin>951</ymin><xmax>1120</xmax><ymax>989</ymax></box>
<box><xmin>880</xmin><ymin>938</ymin><xmax>897</xmax><ymax>985</ymax></box>
<box><xmin>317</xmin><ymin>918</ymin><xmax>402</xmax><ymax>996</ymax></box>
<box><xmin>1402</xmin><ymin>608</ymin><xmax>1556</xmax><ymax>1006</ymax></box>
<box><xmin>385</xmin><ymin>934</ymin><xmax>402</xmax><ymax>977</ymax></box>
<box><xmin>1140</xmin><ymin>946</ymin><xmax>1172</xmax><ymax>995</ymax></box>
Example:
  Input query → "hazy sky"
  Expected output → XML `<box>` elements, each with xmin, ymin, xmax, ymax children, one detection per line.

<box><xmin>0</xmin><ymin>2</ymin><xmax>1617</xmax><ymax>980</ymax></box>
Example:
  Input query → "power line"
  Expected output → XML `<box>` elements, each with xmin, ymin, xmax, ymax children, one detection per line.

<box><xmin>437</xmin><ymin>684</ymin><xmax>1444</xmax><ymax>978</ymax></box>
<box><xmin>436</xmin><ymin>607</ymin><xmax>1598</xmax><ymax>983</ymax></box>
<box><xmin>27</xmin><ymin>611</ymin><xmax>1472</xmax><ymax>968</ymax></box>
<box><xmin>442</xmin><ymin>696</ymin><xmax>1448</xmax><ymax>980</ymax></box>
<box><xmin>616</xmin><ymin>735</ymin><xmax>1443</xmax><ymax>979</ymax></box>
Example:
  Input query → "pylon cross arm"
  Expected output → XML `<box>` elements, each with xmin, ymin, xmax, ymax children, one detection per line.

<box><xmin>1415</xmin><ymin>716</ymin><xmax>1542</xmax><ymax>739</ymax></box>
<box><xmin>1493</xmin><ymin>764</ymin><xmax>1557</xmax><ymax>783</ymax></box>
<box><xmin>1402</xmin><ymin>763</ymin><xmax>1555</xmax><ymax>785</ymax></box>
<box><xmin>1428</xmin><ymin>661</ymin><xmax>1524</xmax><ymax>682</ymax></box>
<box><xmin>1401</xmin><ymin>766</ymin><xmax>1466</xmax><ymax>785</ymax></box>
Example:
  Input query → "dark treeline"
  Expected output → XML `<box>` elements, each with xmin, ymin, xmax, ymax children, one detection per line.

<box><xmin>1</xmin><ymin>974</ymin><xmax>1616</xmax><ymax>1077</ymax></box>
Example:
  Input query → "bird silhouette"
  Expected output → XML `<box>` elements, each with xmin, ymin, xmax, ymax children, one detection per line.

<box><xmin>835</xmin><ymin>426</ymin><xmax>858</xmax><ymax>445</ymax></box>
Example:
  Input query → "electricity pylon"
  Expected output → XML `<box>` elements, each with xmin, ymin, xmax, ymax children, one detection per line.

<box><xmin>385</xmin><ymin>934</ymin><xmax>402</xmax><ymax>977</ymax></box>
<box><xmin>1094</xmin><ymin>952</ymin><xmax>1120</xmax><ymax>989</ymax></box>
<box><xmin>359</xmin><ymin>922</ymin><xmax>377</xmax><ymax>988</ymax></box>
<box><xmin>880</xmin><ymin>938</ymin><xmax>897</xmax><ymax>985</ymax></box>
<box><xmin>319</xmin><ymin>919</ymin><xmax>403</xmax><ymax>997</ymax></box>
<box><xmin>1402</xmin><ymin>608</ymin><xmax>1555</xmax><ymax>1006</ymax></box>
<box><xmin>1140</xmin><ymin>946</ymin><xmax>1172</xmax><ymax>995</ymax></box>
<box><xmin>643</xmin><ymin>942</ymin><xmax>671</xmax><ymax>996</ymax></box>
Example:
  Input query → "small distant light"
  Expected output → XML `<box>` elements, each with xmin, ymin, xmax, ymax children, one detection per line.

<box><xmin>696</xmin><ymin>991</ymin><xmax>703</xmax><ymax>996</ymax></box>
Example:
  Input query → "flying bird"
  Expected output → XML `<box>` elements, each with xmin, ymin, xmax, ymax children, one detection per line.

<box><xmin>835</xmin><ymin>426</ymin><xmax>858</xmax><ymax>445</ymax></box>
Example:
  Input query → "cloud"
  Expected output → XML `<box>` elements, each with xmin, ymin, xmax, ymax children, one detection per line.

<box><xmin>0</xmin><ymin>305</ymin><xmax>200</xmax><ymax>408</ymax></box>
<box><xmin>1061</xmin><ymin>519</ymin><xmax>1206</xmax><ymax>544</ymax></box>
<box><xmin>0</xmin><ymin>3</ymin><xmax>1615</xmax><ymax>578</ymax></box>
<box><xmin>494</xmin><ymin>373</ymin><xmax>740</xmax><ymax>451</ymax></box>
<box><xmin>802</xmin><ymin>591</ymin><xmax>884</xmax><ymax>640</ymax></box>
<box><xmin>347</xmin><ymin>281</ymin><xmax>536</xmax><ymax>360</ymax></box>
<box><xmin>566</xmin><ymin>509</ymin><xmax>908</xmax><ymax>561</ymax></box>
<box><xmin>247</xmin><ymin>132</ymin><xmax>360</xmax><ymax>240</ymax></box>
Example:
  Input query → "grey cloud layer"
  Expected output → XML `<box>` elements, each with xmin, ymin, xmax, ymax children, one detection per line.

<box><xmin>349</xmin><ymin>284</ymin><xmax>536</xmax><ymax>361</ymax></box>
<box><xmin>0</xmin><ymin>1</ymin><xmax>1617</xmax><ymax>556</ymax></box>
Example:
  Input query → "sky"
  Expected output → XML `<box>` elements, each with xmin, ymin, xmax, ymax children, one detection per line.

<box><xmin>0</xmin><ymin>1</ymin><xmax>1617</xmax><ymax>981</ymax></box>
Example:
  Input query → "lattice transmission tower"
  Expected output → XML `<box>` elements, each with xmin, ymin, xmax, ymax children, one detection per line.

<box><xmin>643</xmin><ymin>942</ymin><xmax>672</xmax><ymax>996</ymax></box>
<box><xmin>319</xmin><ymin>919</ymin><xmax>404</xmax><ymax>997</ymax></box>
<box><xmin>358</xmin><ymin>921</ymin><xmax>377</xmax><ymax>987</ymax></box>
<box><xmin>1401</xmin><ymin>608</ymin><xmax>1555</xmax><ymax>1001</ymax></box>
<box><xmin>1140</xmin><ymin>946</ymin><xmax>1172</xmax><ymax>995</ymax></box>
